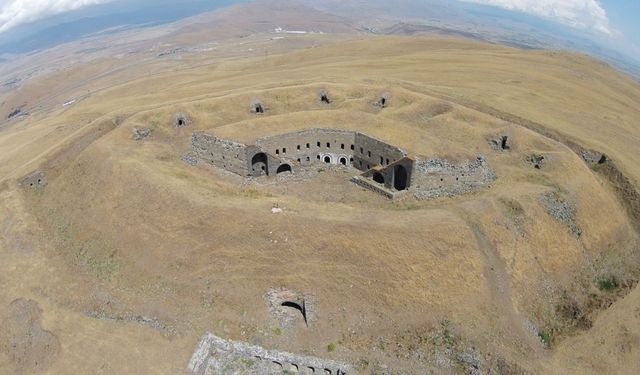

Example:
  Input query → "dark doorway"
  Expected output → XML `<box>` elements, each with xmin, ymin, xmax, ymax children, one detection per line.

<box><xmin>281</xmin><ymin>301</ymin><xmax>308</xmax><ymax>326</ymax></box>
<box><xmin>324</xmin><ymin>156</ymin><xmax>331</xmax><ymax>164</ymax></box>
<box><xmin>500</xmin><ymin>136</ymin><xmax>510</xmax><ymax>150</ymax></box>
<box><xmin>339</xmin><ymin>157</ymin><xmax>347</xmax><ymax>166</ymax></box>
<box><xmin>373</xmin><ymin>172</ymin><xmax>385</xmax><ymax>184</ymax></box>
<box><xmin>393</xmin><ymin>165</ymin><xmax>408</xmax><ymax>190</ymax></box>
<box><xmin>251</xmin><ymin>153</ymin><xmax>268</xmax><ymax>176</ymax></box>
<box><xmin>276</xmin><ymin>164</ymin><xmax>292</xmax><ymax>174</ymax></box>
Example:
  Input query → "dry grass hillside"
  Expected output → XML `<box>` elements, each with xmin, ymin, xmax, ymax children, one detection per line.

<box><xmin>1</xmin><ymin>6</ymin><xmax>640</xmax><ymax>374</ymax></box>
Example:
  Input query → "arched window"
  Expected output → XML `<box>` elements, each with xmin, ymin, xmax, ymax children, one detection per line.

<box><xmin>251</xmin><ymin>153</ymin><xmax>269</xmax><ymax>176</ymax></box>
<box><xmin>277</xmin><ymin>164</ymin><xmax>292</xmax><ymax>174</ymax></box>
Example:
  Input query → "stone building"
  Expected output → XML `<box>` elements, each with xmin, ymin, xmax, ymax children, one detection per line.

<box><xmin>192</xmin><ymin>128</ymin><xmax>494</xmax><ymax>199</ymax></box>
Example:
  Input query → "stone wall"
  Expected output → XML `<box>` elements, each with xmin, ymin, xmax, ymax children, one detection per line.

<box><xmin>353</xmin><ymin>133</ymin><xmax>406</xmax><ymax>171</ymax></box>
<box><xmin>411</xmin><ymin>156</ymin><xmax>496</xmax><ymax>200</ymax></box>
<box><xmin>360</xmin><ymin>157</ymin><xmax>415</xmax><ymax>192</ymax></box>
<box><xmin>253</xmin><ymin>128</ymin><xmax>407</xmax><ymax>171</ymax></box>
<box><xmin>188</xmin><ymin>332</ymin><xmax>350</xmax><ymax>375</ymax></box>
<box><xmin>192</xmin><ymin>132</ymin><xmax>250</xmax><ymax>176</ymax></box>
<box><xmin>256</xmin><ymin>129</ymin><xmax>355</xmax><ymax>166</ymax></box>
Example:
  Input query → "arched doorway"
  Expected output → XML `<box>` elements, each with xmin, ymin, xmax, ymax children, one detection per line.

<box><xmin>324</xmin><ymin>155</ymin><xmax>332</xmax><ymax>164</ymax></box>
<box><xmin>373</xmin><ymin>172</ymin><xmax>385</xmax><ymax>184</ymax></box>
<box><xmin>251</xmin><ymin>153</ymin><xmax>268</xmax><ymax>176</ymax></box>
<box><xmin>393</xmin><ymin>165</ymin><xmax>408</xmax><ymax>190</ymax></box>
<box><xmin>339</xmin><ymin>157</ymin><xmax>347</xmax><ymax>166</ymax></box>
<box><xmin>276</xmin><ymin>164</ymin><xmax>292</xmax><ymax>174</ymax></box>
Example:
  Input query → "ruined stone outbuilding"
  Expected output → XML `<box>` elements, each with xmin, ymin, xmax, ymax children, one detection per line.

<box><xmin>20</xmin><ymin>171</ymin><xmax>47</xmax><ymax>189</ymax></box>
<box><xmin>188</xmin><ymin>332</ymin><xmax>350</xmax><ymax>375</ymax></box>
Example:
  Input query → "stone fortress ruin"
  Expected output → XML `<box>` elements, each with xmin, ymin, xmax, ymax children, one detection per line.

<box><xmin>192</xmin><ymin>126</ymin><xmax>496</xmax><ymax>200</ymax></box>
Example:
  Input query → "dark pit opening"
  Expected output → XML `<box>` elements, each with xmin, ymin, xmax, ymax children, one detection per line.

<box><xmin>281</xmin><ymin>301</ymin><xmax>308</xmax><ymax>326</ymax></box>
<box><xmin>373</xmin><ymin>172</ymin><xmax>385</xmax><ymax>184</ymax></box>
<box><xmin>394</xmin><ymin>165</ymin><xmax>408</xmax><ymax>191</ymax></box>
<box><xmin>277</xmin><ymin>164</ymin><xmax>292</xmax><ymax>174</ymax></box>
<box><xmin>251</xmin><ymin>153</ymin><xmax>269</xmax><ymax>176</ymax></box>
<box><xmin>598</xmin><ymin>154</ymin><xmax>608</xmax><ymax>164</ymax></box>
<box><xmin>501</xmin><ymin>136</ymin><xmax>510</xmax><ymax>150</ymax></box>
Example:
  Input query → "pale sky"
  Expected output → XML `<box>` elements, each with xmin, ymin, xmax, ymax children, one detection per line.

<box><xmin>0</xmin><ymin>0</ymin><xmax>637</xmax><ymax>57</ymax></box>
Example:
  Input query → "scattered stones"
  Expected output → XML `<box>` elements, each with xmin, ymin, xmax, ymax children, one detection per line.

<box><xmin>182</xmin><ymin>152</ymin><xmax>199</xmax><ymax>166</ymax></box>
<box><xmin>527</xmin><ymin>154</ymin><xmax>546</xmax><ymax>169</ymax></box>
<box><xmin>158</xmin><ymin>47</ymin><xmax>188</xmax><ymax>57</ymax></box>
<box><xmin>19</xmin><ymin>170</ymin><xmax>47</xmax><ymax>190</ymax></box>
<box><xmin>7</xmin><ymin>108</ymin><xmax>23</xmax><ymax>119</ymax></box>
<box><xmin>85</xmin><ymin>310</ymin><xmax>175</xmax><ymax>335</ymax></box>
<box><xmin>540</xmin><ymin>191</ymin><xmax>582</xmax><ymax>236</ymax></box>
<box><xmin>132</xmin><ymin>127</ymin><xmax>151</xmax><ymax>141</ymax></box>
<box><xmin>0</xmin><ymin>299</ymin><xmax>61</xmax><ymax>374</ymax></box>
<box><xmin>455</xmin><ymin>348</ymin><xmax>482</xmax><ymax>375</ymax></box>
<box><xmin>581</xmin><ymin>149</ymin><xmax>607</xmax><ymax>165</ymax></box>
<box><xmin>188</xmin><ymin>332</ymin><xmax>350</xmax><ymax>375</ymax></box>
<box><xmin>271</xmin><ymin>207</ymin><xmax>284</xmax><ymax>214</ymax></box>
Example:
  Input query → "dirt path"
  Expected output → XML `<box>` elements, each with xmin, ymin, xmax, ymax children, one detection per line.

<box><xmin>455</xmin><ymin>209</ymin><xmax>545</xmax><ymax>356</ymax></box>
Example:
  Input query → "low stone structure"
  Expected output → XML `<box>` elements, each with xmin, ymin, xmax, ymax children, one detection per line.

<box><xmin>174</xmin><ymin>112</ymin><xmax>191</xmax><ymax>127</ymax></box>
<box><xmin>20</xmin><ymin>171</ymin><xmax>47</xmax><ymax>189</ymax></box>
<box><xmin>188</xmin><ymin>332</ymin><xmax>350</xmax><ymax>375</ymax></box>
<box><xmin>489</xmin><ymin>134</ymin><xmax>511</xmax><ymax>151</ymax></box>
<box><xmin>250</xmin><ymin>99</ymin><xmax>265</xmax><ymax>114</ymax></box>
<box><xmin>266</xmin><ymin>288</ymin><xmax>315</xmax><ymax>328</ymax></box>
<box><xmin>581</xmin><ymin>149</ymin><xmax>607</xmax><ymax>165</ymax></box>
<box><xmin>319</xmin><ymin>89</ymin><xmax>331</xmax><ymax>104</ymax></box>
<box><xmin>373</xmin><ymin>92</ymin><xmax>390</xmax><ymax>108</ymax></box>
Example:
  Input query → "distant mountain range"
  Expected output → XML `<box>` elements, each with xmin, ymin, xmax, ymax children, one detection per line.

<box><xmin>0</xmin><ymin>0</ymin><xmax>243</xmax><ymax>55</ymax></box>
<box><xmin>0</xmin><ymin>0</ymin><xmax>638</xmax><ymax>79</ymax></box>
<box><xmin>301</xmin><ymin>0</ymin><xmax>640</xmax><ymax>79</ymax></box>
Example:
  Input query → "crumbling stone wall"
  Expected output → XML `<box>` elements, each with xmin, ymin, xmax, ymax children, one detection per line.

<box><xmin>411</xmin><ymin>157</ymin><xmax>496</xmax><ymax>200</ymax></box>
<box><xmin>192</xmin><ymin>132</ymin><xmax>250</xmax><ymax>176</ymax></box>
<box><xmin>188</xmin><ymin>332</ymin><xmax>350</xmax><ymax>375</ymax></box>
